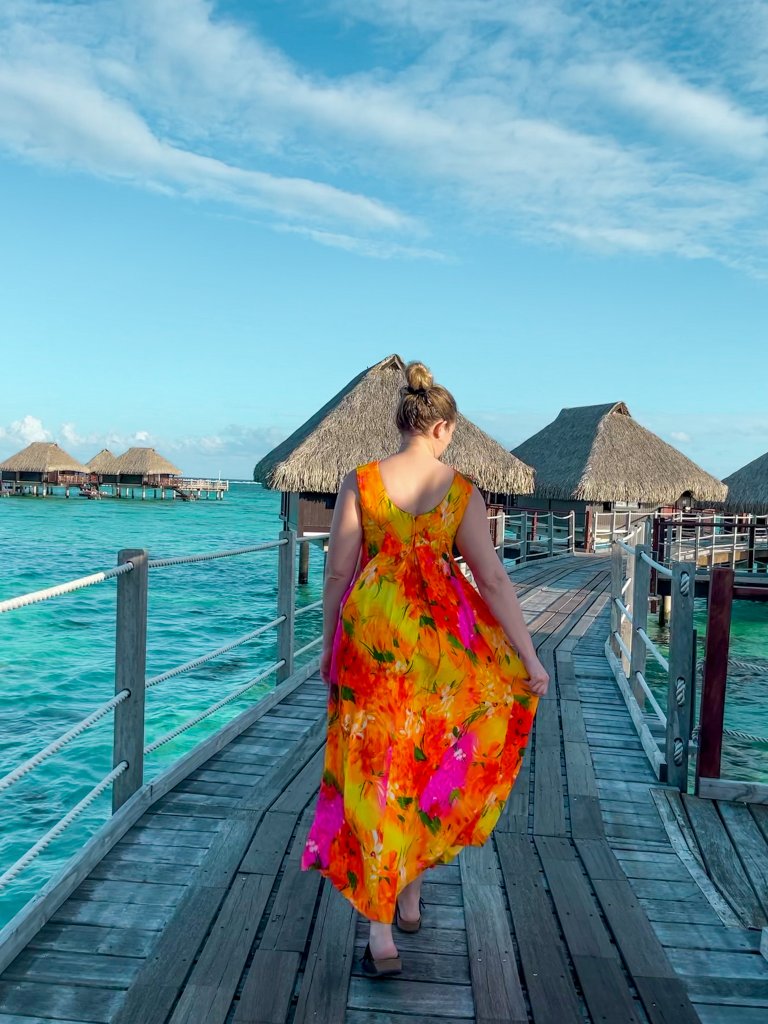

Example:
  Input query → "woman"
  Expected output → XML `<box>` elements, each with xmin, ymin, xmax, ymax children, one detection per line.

<box><xmin>301</xmin><ymin>361</ymin><xmax>549</xmax><ymax>976</ymax></box>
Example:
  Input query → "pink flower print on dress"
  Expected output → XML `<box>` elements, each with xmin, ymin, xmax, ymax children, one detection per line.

<box><xmin>449</xmin><ymin>575</ymin><xmax>476</xmax><ymax>649</ymax></box>
<box><xmin>301</xmin><ymin>784</ymin><xmax>345</xmax><ymax>870</ymax></box>
<box><xmin>418</xmin><ymin>732</ymin><xmax>476</xmax><ymax>818</ymax></box>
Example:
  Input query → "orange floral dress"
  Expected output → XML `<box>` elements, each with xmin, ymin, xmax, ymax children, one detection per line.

<box><xmin>301</xmin><ymin>460</ymin><xmax>537</xmax><ymax>922</ymax></box>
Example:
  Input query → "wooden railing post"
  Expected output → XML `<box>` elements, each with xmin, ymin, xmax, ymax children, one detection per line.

<box><xmin>629</xmin><ymin>544</ymin><xmax>650</xmax><ymax>705</ymax></box>
<box><xmin>548</xmin><ymin>514</ymin><xmax>554</xmax><ymax>559</ymax></box>
<box><xmin>112</xmin><ymin>549</ymin><xmax>148</xmax><ymax>813</ymax></box>
<box><xmin>497</xmin><ymin>510</ymin><xmax>506</xmax><ymax>564</ymax></box>
<box><xmin>277</xmin><ymin>530</ymin><xmax>297</xmax><ymax>683</ymax></box>
<box><xmin>665</xmin><ymin>561</ymin><xmax>696</xmax><ymax>792</ymax></box>
<box><xmin>610</xmin><ymin>541</ymin><xmax>622</xmax><ymax>658</ymax></box>
<box><xmin>695</xmin><ymin>566</ymin><xmax>734</xmax><ymax>793</ymax></box>
<box><xmin>520</xmin><ymin>512</ymin><xmax>528</xmax><ymax>564</ymax></box>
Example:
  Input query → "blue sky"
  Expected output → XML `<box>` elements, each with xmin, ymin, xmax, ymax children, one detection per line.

<box><xmin>1</xmin><ymin>0</ymin><xmax>767</xmax><ymax>480</ymax></box>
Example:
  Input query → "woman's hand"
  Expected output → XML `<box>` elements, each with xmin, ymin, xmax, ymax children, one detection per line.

<box><xmin>523</xmin><ymin>654</ymin><xmax>550</xmax><ymax>696</ymax></box>
<box><xmin>320</xmin><ymin>646</ymin><xmax>333</xmax><ymax>684</ymax></box>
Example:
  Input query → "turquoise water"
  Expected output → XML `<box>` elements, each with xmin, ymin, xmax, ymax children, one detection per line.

<box><xmin>0</xmin><ymin>483</ymin><xmax>324</xmax><ymax>930</ymax></box>
<box><xmin>646</xmin><ymin>600</ymin><xmax>768</xmax><ymax>784</ymax></box>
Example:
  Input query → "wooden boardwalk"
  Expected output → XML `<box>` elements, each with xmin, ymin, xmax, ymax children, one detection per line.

<box><xmin>1</xmin><ymin>554</ymin><xmax>767</xmax><ymax>1022</ymax></box>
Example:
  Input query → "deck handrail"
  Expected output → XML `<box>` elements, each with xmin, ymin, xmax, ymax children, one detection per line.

<box><xmin>606</xmin><ymin>534</ymin><xmax>768</xmax><ymax>799</ymax></box>
<box><xmin>0</xmin><ymin>530</ymin><xmax>329</xmax><ymax>897</ymax></box>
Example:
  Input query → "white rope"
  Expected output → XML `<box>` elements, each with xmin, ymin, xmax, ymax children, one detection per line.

<box><xmin>148</xmin><ymin>539</ymin><xmax>286</xmax><ymax>569</ymax></box>
<box><xmin>637</xmin><ymin>628</ymin><xmax>669</xmax><ymax>672</ymax></box>
<box><xmin>621</xmin><ymin>577</ymin><xmax>632</xmax><ymax>596</ymax></box>
<box><xmin>692</xmin><ymin>724</ymin><xmax>768</xmax><ymax>746</ymax></box>
<box><xmin>146</xmin><ymin>618</ymin><xmax>284</xmax><ymax>689</ymax></box>
<box><xmin>613</xmin><ymin>630</ymin><xmax>632</xmax><ymax>662</ymax></box>
<box><xmin>295</xmin><ymin>600</ymin><xmax>323</xmax><ymax>619</ymax></box>
<box><xmin>0</xmin><ymin>761</ymin><xmax>128</xmax><ymax>891</ymax></box>
<box><xmin>0</xmin><ymin>563</ymin><xmax>134</xmax><ymax>614</ymax></box>
<box><xmin>144</xmin><ymin>660</ymin><xmax>285</xmax><ymax>753</ymax></box>
<box><xmin>617</xmin><ymin>539</ymin><xmax>636</xmax><ymax>555</ymax></box>
<box><xmin>297</xmin><ymin>533</ymin><xmax>330</xmax><ymax>544</ymax></box>
<box><xmin>294</xmin><ymin>635</ymin><xmax>323</xmax><ymax>659</ymax></box>
<box><xmin>634</xmin><ymin>672</ymin><xmax>667</xmax><ymax>727</ymax></box>
<box><xmin>0</xmin><ymin>690</ymin><xmax>131</xmax><ymax>794</ymax></box>
<box><xmin>639</xmin><ymin>551</ymin><xmax>673</xmax><ymax>578</ymax></box>
<box><xmin>614</xmin><ymin>597</ymin><xmax>633</xmax><ymax>625</ymax></box>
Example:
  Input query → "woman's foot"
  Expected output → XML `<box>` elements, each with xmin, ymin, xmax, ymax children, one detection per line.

<box><xmin>368</xmin><ymin>921</ymin><xmax>398</xmax><ymax>961</ymax></box>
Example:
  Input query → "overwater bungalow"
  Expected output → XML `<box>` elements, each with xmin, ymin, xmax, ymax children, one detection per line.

<box><xmin>254</xmin><ymin>353</ymin><xmax>534</xmax><ymax>554</ymax></box>
<box><xmin>87</xmin><ymin>448</ymin><xmax>120</xmax><ymax>484</ymax></box>
<box><xmin>0</xmin><ymin>442</ymin><xmax>90</xmax><ymax>497</ymax></box>
<box><xmin>723</xmin><ymin>450</ymin><xmax>768</xmax><ymax>516</ymax></box>
<box><xmin>510</xmin><ymin>401</ymin><xmax>727</xmax><ymax>549</ymax></box>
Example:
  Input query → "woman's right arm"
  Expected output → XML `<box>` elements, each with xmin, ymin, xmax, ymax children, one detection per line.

<box><xmin>455</xmin><ymin>487</ymin><xmax>549</xmax><ymax>695</ymax></box>
<box><xmin>320</xmin><ymin>470</ymin><xmax>363</xmax><ymax>681</ymax></box>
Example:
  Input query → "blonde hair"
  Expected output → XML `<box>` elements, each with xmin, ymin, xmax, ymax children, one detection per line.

<box><xmin>395</xmin><ymin>361</ymin><xmax>457</xmax><ymax>434</ymax></box>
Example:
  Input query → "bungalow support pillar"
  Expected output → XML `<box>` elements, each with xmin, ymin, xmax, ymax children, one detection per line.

<box><xmin>299</xmin><ymin>541</ymin><xmax>310</xmax><ymax>586</ymax></box>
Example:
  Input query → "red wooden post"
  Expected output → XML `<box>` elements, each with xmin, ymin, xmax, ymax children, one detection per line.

<box><xmin>584</xmin><ymin>509</ymin><xmax>593</xmax><ymax>553</ymax></box>
<box><xmin>695</xmin><ymin>566</ymin><xmax>734</xmax><ymax>792</ymax></box>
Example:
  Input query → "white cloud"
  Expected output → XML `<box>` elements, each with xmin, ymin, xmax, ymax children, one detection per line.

<box><xmin>0</xmin><ymin>415</ymin><xmax>52</xmax><ymax>446</ymax></box>
<box><xmin>670</xmin><ymin>431</ymin><xmax>692</xmax><ymax>443</ymax></box>
<box><xmin>2</xmin><ymin>0</ymin><xmax>768</xmax><ymax>268</ymax></box>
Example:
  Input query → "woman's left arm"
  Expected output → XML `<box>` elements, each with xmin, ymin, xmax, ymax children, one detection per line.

<box><xmin>320</xmin><ymin>471</ymin><xmax>363</xmax><ymax>680</ymax></box>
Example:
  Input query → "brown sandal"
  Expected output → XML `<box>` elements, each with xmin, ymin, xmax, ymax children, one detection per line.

<box><xmin>361</xmin><ymin>943</ymin><xmax>402</xmax><ymax>977</ymax></box>
<box><xmin>395</xmin><ymin>896</ymin><xmax>425</xmax><ymax>933</ymax></box>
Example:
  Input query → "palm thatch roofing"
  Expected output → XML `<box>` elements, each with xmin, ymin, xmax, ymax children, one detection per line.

<box><xmin>511</xmin><ymin>401</ymin><xmax>727</xmax><ymax>504</ymax></box>
<box><xmin>113</xmin><ymin>447</ymin><xmax>182</xmax><ymax>477</ymax></box>
<box><xmin>254</xmin><ymin>354</ymin><xmax>534</xmax><ymax>494</ymax></box>
<box><xmin>0</xmin><ymin>442</ymin><xmax>90</xmax><ymax>475</ymax></box>
<box><xmin>723</xmin><ymin>450</ymin><xmax>768</xmax><ymax>514</ymax></box>
<box><xmin>87</xmin><ymin>449</ymin><xmax>120</xmax><ymax>474</ymax></box>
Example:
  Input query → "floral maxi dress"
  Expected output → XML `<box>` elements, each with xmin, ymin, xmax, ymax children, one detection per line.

<box><xmin>300</xmin><ymin>461</ymin><xmax>538</xmax><ymax>922</ymax></box>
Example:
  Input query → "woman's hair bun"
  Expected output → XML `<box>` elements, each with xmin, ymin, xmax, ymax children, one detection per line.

<box><xmin>405</xmin><ymin>361</ymin><xmax>433</xmax><ymax>391</ymax></box>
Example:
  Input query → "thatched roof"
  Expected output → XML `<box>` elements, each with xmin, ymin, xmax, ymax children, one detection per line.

<box><xmin>512</xmin><ymin>401</ymin><xmax>727</xmax><ymax>504</ymax></box>
<box><xmin>254</xmin><ymin>354</ymin><xmax>534</xmax><ymax>494</ymax></box>
<box><xmin>0</xmin><ymin>442</ymin><xmax>90</xmax><ymax>474</ymax></box>
<box><xmin>87</xmin><ymin>449</ymin><xmax>119</xmax><ymax>474</ymax></box>
<box><xmin>113</xmin><ymin>447</ymin><xmax>182</xmax><ymax>477</ymax></box>
<box><xmin>723</xmin><ymin>450</ymin><xmax>768</xmax><ymax>514</ymax></box>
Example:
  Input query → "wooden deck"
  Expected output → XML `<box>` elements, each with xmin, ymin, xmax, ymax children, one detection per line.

<box><xmin>2</xmin><ymin>554</ymin><xmax>768</xmax><ymax>1023</ymax></box>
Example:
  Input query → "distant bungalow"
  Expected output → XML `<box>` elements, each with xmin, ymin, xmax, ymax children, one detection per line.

<box><xmin>0</xmin><ymin>442</ymin><xmax>90</xmax><ymax>497</ymax></box>
<box><xmin>1</xmin><ymin>443</ymin><xmax>226</xmax><ymax>501</ymax></box>
<box><xmin>723</xmin><ymin>450</ymin><xmax>768</xmax><ymax>516</ymax></box>
<box><xmin>254</xmin><ymin>354</ymin><xmax>534</xmax><ymax>565</ymax></box>
<box><xmin>511</xmin><ymin>402</ymin><xmax>727</xmax><ymax>549</ymax></box>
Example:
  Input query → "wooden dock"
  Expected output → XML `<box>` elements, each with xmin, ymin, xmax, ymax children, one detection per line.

<box><xmin>2</xmin><ymin>554</ymin><xmax>768</xmax><ymax>1022</ymax></box>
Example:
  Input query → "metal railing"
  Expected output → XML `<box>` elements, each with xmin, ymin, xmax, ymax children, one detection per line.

<box><xmin>0</xmin><ymin>531</ymin><xmax>327</xmax><ymax>896</ymax></box>
<box><xmin>503</xmin><ymin>511</ymin><xmax>576</xmax><ymax>564</ymax></box>
<box><xmin>653</xmin><ymin>512</ymin><xmax>768</xmax><ymax>574</ymax></box>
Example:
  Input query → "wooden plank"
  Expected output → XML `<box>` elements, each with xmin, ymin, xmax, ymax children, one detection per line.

<box><xmin>533</xmin><ymin>699</ymin><xmax>565</xmax><ymax>838</ymax></box>
<box><xmin>496</xmin><ymin>833</ymin><xmax>583</xmax><ymax>1023</ymax></box>
<box><xmin>25</xmin><ymin>922</ymin><xmax>156</xmax><ymax>958</ymax></box>
<box><xmin>718</xmin><ymin>801</ymin><xmax>768</xmax><ymax>917</ymax></box>
<box><xmin>346</xmin><ymin>978</ymin><xmax>474</xmax><ymax>1019</ymax></box>
<box><xmin>652</xmin><ymin>921</ymin><xmax>761</xmax><ymax>952</ymax></box>
<box><xmin>698</xmin><ymin>779</ymin><xmax>768</xmax><ymax>804</ymax></box>
<box><xmin>345</xmin><ymin>1012</ymin><xmax>474</xmax><ymax>1024</ymax></box>
<box><xmin>239</xmin><ymin>811</ymin><xmax>296</xmax><ymax>875</ymax></box>
<box><xmin>232</xmin><ymin>949</ymin><xmax>300</xmax><ymax>1024</ymax></box>
<box><xmin>535</xmin><ymin>836</ymin><xmax>644</xmax><ymax>1023</ymax></box>
<box><xmin>259</xmin><ymin>811</ymin><xmax>321</xmax><ymax>953</ymax></box>
<box><xmin>292</xmin><ymin>883</ymin><xmax>356</xmax><ymax>1024</ymax></box>
<box><xmin>0</xmin><ymin>981</ymin><xmax>123</xmax><ymax>1023</ymax></box>
<box><xmin>350</xmin><ymin>948</ymin><xmax>470</xmax><ymax>985</ymax></box>
<box><xmin>682</xmin><ymin>794</ymin><xmax>767</xmax><ymax>929</ymax></box>
<box><xmin>0</xmin><ymin>947</ymin><xmax>140</xmax><ymax>988</ymax></box>
<box><xmin>460</xmin><ymin>842</ymin><xmax>526</xmax><ymax>1024</ymax></box>
<box><xmin>168</xmin><ymin>874</ymin><xmax>273</xmax><ymax>1024</ymax></box>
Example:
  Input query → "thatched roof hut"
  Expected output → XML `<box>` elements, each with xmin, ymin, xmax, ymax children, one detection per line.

<box><xmin>512</xmin><ymin>401</ymin><xmax>726</xmax><ymax>505</ymax></box>
<box><xmin>113</xmin><ymin>447</ymin><xmax>182</xmax><ymax>481</ymax></box>
<box><xmin>254</xmin><ymin>354</ymin><xmax>534</xmax><ymax>496</ymax></box>
<box><xmin>0</xmin><ymin>442</ymin><xmax>90</xmax><ymax>479</ymax></box>
<box><xmin>87</xmin><ymin>449</ymin><xmax>120</xmax><ymax>475</ymax></box>
<box><xmin>723</xmin><ymin>451</ymin><xmax>768</xmax><ymax>515</ymax></box>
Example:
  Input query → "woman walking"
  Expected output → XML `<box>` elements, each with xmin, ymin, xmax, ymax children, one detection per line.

<box><xmin>301</xmin><ymin>361</ymin><xmax>549</xmax><ymax>976</ymax></box>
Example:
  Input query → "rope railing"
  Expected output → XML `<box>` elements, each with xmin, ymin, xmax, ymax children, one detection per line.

<box><xmin>294</xmin><ymin>635</ymin><xmax>324</xmax><ymax>660</ymax></box>
<box><xmin>144</xmin><ymin>659</ymin><xmax>286</xmax><ymax>754</ymax></box>
<box><xmin>0</xmin><ymin>690</ymin><xmax>131</xmax><ymax>795</ymax></box>
<box><xmin>636</xmin><ymin>627</ymin><xmax>669</xmax><ymax>673</ymax></box>
<box><xmin>0</xmin><ymin>761</ymin><xmax>129</xmax><ymax>892</ymax></box>
<box><xmin>634</xmin><ymin>672</ymin><xmax>667</xmax><ymax>727</ymax></box>
<box><xmin>146</xmin><ymin>617</ymin><xmax>285</xmax><ymax>689</ymax></box>
<box><xmin>614</xmin><ymin>596</ymin><xmax>633</xmax><ymax>625</ymax></box>
<box><xmin>147</xmin><ymin>538</ymin><xmax>286</xmax><ymax>569</ymax></box>
<box><xmin>0</xmin><ymin>562</ymin><xmax>134</xmax><ymax>615</ymax></box>
<box><xmin>295</xmin><ymin>599</ymin><xmax>323</xmax><ymax>619</ymax></box>
<box><xmin>640</xmin><ymin>551</ymin><xmax>673</xmax><ymax>578</ymax></box>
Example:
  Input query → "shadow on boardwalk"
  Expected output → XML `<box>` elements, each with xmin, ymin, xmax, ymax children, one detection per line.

<box><xmin>1</xmin><ymin>555</ymin><xmax>767</xmax><ymax>1022</ymax></box>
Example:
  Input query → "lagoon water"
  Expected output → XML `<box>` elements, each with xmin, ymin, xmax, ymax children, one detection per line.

<box><xmin>0</xmin><ymin>485</ymin><xmax>766</xmax><ymax>930</ymax></box>
<box><xmin>0</xmin><ymin>483</ymin><xmax>324</xmax><ymax>929</ymax></box>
